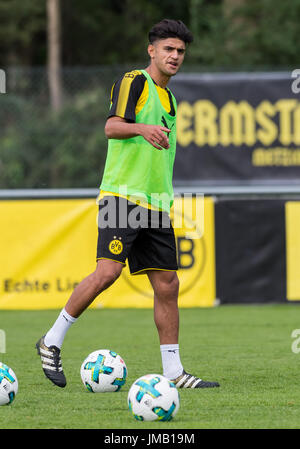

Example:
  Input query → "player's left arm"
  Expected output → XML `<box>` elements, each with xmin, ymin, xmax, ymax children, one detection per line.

<box><xmin>105</xmin><ymin>116</ymin><xmax>170</xmax><ymax>150</ymax></box>
<box><xmin>105</xmin><ymin>72</ymin><xmax>170</xmax><ymax>150</ymax></box>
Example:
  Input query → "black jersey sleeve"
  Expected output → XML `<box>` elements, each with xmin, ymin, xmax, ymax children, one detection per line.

<box><xmin>108</xmin><ymin>71</ymin><xmax>146</xmax><ymax>122</ymax></box>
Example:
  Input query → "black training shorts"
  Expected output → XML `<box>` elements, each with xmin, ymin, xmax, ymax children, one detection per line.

<box><xmin>96</xmin><ymin>196</ymin><xmax>178</xmax><ymax>275</ymax></box>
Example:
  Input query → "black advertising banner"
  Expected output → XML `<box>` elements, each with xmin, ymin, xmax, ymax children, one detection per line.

<box><xmin>215</xmin><ymin>199</ymin><xmax>286</xmax><ymax>304</ymax></box>
<box><xmin>169</xmin><ymin>72</ymin><xmax>300</xmax><ymax>185</ymax></box>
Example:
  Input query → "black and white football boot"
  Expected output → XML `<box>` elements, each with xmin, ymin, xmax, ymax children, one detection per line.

<box><xmin>35</xmin><ymin>336</ymin><xmax>66</xmax><ymax>388</ymax></box>
<box><xmin>171</xmin><ymin>370</ymin><xmax>220</xmax><ymax>388</ymax></box>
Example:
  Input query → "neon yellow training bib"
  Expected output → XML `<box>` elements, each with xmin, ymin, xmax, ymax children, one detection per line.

<box><xmin>100</xmin><ymin>69</ymin><xmax>177</xmax><ymax>214</ymax></box>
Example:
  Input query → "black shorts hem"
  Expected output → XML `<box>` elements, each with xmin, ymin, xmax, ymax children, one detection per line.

<box><xmin>130</xmin><ymin>267</ymin><xmax>178</xmax><ymax>276</ymax></box>
<box><xmin>96</xmin><ymin>257</ymin><xmax>126</xmax><ymax>266</ymax></box>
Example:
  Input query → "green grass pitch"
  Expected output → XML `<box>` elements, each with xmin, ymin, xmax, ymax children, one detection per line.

<box><xmin>1</xmin><ymin>304</ymin><xmax>300</xmax><ymax>429</ymax></box>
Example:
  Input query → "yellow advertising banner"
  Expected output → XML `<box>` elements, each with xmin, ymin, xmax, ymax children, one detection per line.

<box><xmin>0</xmin><ymin>196</ymin><xmax>216</xmax><ymax>309</ymax></box>
<box><xmin>285</xmin><ymin>201</ymin><xmax>300</xmax><ymax>301</ymax></box>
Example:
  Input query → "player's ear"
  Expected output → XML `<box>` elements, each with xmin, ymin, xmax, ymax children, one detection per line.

<box><xmin>147</xmin><ymin>43</ymin><xmax>155</xmax><ymax>60</ymax></box>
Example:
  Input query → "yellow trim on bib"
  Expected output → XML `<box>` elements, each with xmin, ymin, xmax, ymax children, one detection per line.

<box><xmin>97</xmin><ymin>190</ymin><xmax>162</xmax><ymax>211</ymax></box>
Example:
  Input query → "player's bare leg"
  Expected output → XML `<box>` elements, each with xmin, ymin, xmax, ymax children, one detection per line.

<box><xmin>36</xmin><ymin>259</ymin><xmax>123</xmax><ymax>387</ymax></box>
<box><xmin>65</xmin><ymin>259</ymin><xmax>123</xmax><ymax>318</ymax></box>
<box><xmin>147</xmin><ymin>270</ymin><xmax>180</xmax><ymax>345</ymax></box>
<box><xmin>147</xmin><ymin>269</ymin><xmax>220</xmax><ymax>389</ymax></box>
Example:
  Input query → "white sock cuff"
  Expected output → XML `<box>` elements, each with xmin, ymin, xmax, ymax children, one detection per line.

<box><xmin>160</xmin><ymin>344</ymin><xmax>183</xmax><ymax>380</ymax></box>
<box><xmin>60</xmin><ymin>308</ymin><xmax>77</xmax><ymax>323</ymax></box>
<box><xmin>160</xmin><ymin>344</ymin><xmax>179</xmax><ymax>352</ymax></box>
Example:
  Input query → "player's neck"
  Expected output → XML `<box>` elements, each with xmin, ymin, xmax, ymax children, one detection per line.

<box><xmin>145</xmin><ymin>66</ymin><xmax>170</xmax><ymax>89</ymax></box>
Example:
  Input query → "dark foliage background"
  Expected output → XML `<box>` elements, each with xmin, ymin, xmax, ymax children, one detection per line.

<box><xmin>0</xmin><ymin>0</ymin><xmax>299</xmax><ymax>188</ymax></box>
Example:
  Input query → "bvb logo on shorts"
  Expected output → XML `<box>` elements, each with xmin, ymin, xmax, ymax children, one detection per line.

<box><xmin>109</xmin><ymin>237</ymin><xmax>123</xmax><ymax>255</ymax></box>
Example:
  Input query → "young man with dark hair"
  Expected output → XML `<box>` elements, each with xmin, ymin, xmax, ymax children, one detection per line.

<box><xmin>36</xmin><ymin>19</ymin><xmax>220</xmax><ymax>390</ymax></box>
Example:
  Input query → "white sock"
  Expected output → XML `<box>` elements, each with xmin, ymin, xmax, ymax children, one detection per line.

<box><xmin>160</xmin><ymin>344</ymin><xmax>184</xmax><ymax>380</ymax></box>
<box><xmin>44</xmin><ymin>308</ymin><xmax>77</xmax><ymax>349</ymax></box>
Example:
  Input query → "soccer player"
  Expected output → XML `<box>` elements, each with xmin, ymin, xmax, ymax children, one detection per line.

<box><xmin>36</xmin><ymin>19</ymin><xmax>220</xmax><ymax>389</ymax></box>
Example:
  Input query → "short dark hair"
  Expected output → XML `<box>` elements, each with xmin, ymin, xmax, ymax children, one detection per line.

<box><xmin>149</xmin><ymin>19</ymin><xmax>193</xmax><ymax>45</ymax></box>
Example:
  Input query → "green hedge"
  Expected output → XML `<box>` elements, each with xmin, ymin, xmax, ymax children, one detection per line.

<box><xmin>0</xmin><ymin>87</ymin><xmax>108</xmax><ymax>188</ymax></box>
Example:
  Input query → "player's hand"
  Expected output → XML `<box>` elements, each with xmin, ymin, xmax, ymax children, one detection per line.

<box><xmin>139</xmin><ymin>124</ymin><xmax>171</xmax><ymax>150</ymax></box>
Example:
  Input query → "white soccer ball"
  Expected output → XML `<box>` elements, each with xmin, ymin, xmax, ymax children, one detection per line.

<box><xmin>80</xmin><ymin>349</ymin><xmax>127</xmax><ymax>393</ymax></box>
<box><xmin>128</xmin><ymin>374</ymin><xmax>180</xmax><ymax>422</ymax></box>
<box><xmin>0</xmin><ymin>362</ymin><xmax>18</xmax><ymax>406</ymax></box>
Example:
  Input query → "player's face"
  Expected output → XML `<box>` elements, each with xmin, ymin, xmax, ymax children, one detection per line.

<box><xmin>148</xmin><ymin>38</ymin><xmax>186</xmax><ymax>77</ymax></box>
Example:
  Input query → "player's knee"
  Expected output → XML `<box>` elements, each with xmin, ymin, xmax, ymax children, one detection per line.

<box><xmin>168</xmin><ymin>273</ymin><xmax>179</xmax><ymax>296</ymax></box>
<box><xmin>155</xmin><ymin>272</ymin><xmax>179</xmax><ymax>298</ymax></box>
<box><xmin>93</xmin><ymin>272</ymin><xmax>120</xmax><ymax>294</ymax></box>
<box><xmin>92</xmin><ymin>262</ymin><xmax>123</xmax><ymax>293</ymax></box>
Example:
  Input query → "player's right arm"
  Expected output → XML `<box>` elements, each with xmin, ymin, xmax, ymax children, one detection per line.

<box><xmin>105</xmin><ymin>117</ymin><xmax>170</xmax><ymax>150</ymax></box>
<box><xmin>104</xmin><ymin>71</ymin><xmax>170</xmax><ymax>150</ymax></box>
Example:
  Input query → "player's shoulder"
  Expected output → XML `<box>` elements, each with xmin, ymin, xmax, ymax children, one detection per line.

<box><xmin>122</xmin><ymin>69</ymin><xmax>145</xmax><ymax>81</ymax></box>
<box><xmin>113</xmin><ymin>70</ymin><xmax>147</xmax><ymax>97</ymax></box>
<box><xmin>116</xmin><ymin>70</ymin><xmax>147</xmax><ymax>89</ymax></box>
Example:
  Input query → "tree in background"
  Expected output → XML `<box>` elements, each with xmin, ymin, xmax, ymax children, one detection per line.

<box><xmin>1</xmin><ymin>0</ymin><xmax>300</xmax><ymax>189</ymax></box>
<box><xmin>47</xmin><ymin>0</ymin><xmax>63</xmax><ymax>111</ymax></box>
<box><xmin>0</xmin><ymin>0</ymin><xmax>299</xmax><ymax>68</ymax></box>
<box><xmin>0</xmin><ymin>0</ymin><xmax>46</xmax><ymax>66</ymax></box>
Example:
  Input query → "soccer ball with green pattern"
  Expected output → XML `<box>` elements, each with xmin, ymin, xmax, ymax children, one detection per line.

<box><xmin>128</xmin><ymin>374</ymin><xmax>180</xmax><ymax>421</ymax></box>
<box><xmin>80</xmin><ymin>349</ymin><xmax>127</xmax><ymax>393</ymax></box>
<box><xmin>0</xmin><ymin>362</ymin><xmax>18</xmax><ymax>405</ymax></box>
